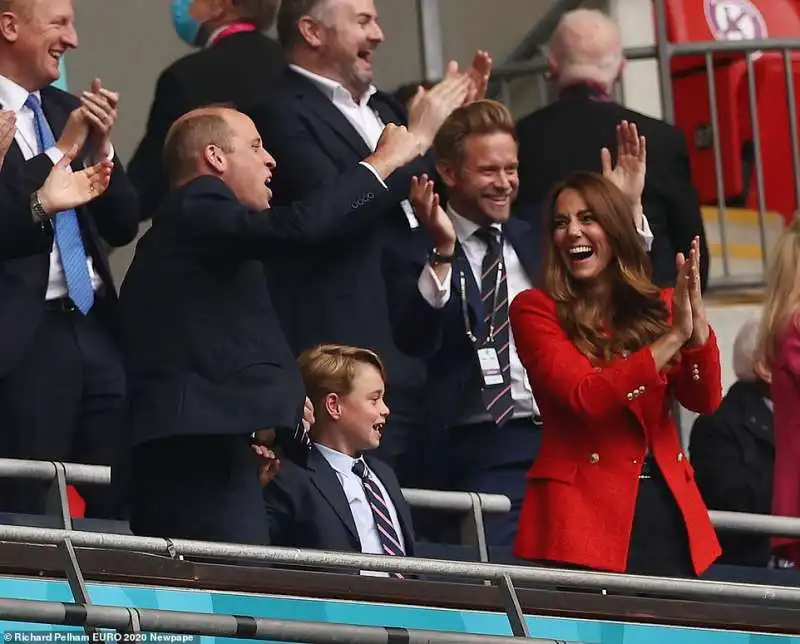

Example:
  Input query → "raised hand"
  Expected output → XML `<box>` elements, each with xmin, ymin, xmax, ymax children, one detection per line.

<box><xmin>602</xmin><ymin>120</ymin><xmax>646</xmax><ymax>209</ymax></box>
<box><xmin>464</xmin><ymin>49</ymin><xmax>492</xmax><ymax>103</ymax></box>
<box><xmin>410</xmin><ymin>174</ymin><xmax>456</xmax><ymax>253</ymax></box>
<box><xmin>80</xmin><ymin>78</ymin><xmax>119</xmax><ymax>159</ymax></box>
<box><xmin>407</xmin><ymin>65</ymin><xmax>471</xmax><ymax>152</ymax></box>
<box><xmin>302</xmin><ymin>396</ymin><xmax>315</xmax><ymax>432</ymax></box>
<box><xmin>37</xmin><ymin>145</ymin><xmax>113</xmax><ymax>217</ymax></box>
<box><xmin>366</xmin><ymin>123</ymin><xmax>426</xmax><ymax>179</ymax></box>
<box><xmin>55</xmin><ymin>107</ymin><xmax>89</xmax><ymax>157</ymax></box>
<box><xmin>686</xmin><ymin>236</ymin><xmax>709</xmax><ymax>346</ymax></box>
<box><xmin>671</xmin><ymin>250</ymin><xmax>694</xmax><ymax>343</ymax></box>
<box><xmin>0</xmin><ymin>110</ymin><xmax>16</xmax><ymax>171</ymax></box>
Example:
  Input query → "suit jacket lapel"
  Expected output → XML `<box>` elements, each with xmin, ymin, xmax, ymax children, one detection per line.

<box><xmin>288</xmin><ymin>70</ymin><xmax>371</xmax><ymax>159</ymax></box>
<box><xmin>367</xmin><ymin>457</ymin><xmax>414</xmax><ymax>551</ymax></box>
<box><xmin>368</xmin><ymin>93</ymin><xmax>402</xmax><ymax>128</ymax></box>
<box><xmin>307</xmin><ymin>448</ymin><xmax>360</xmax><ymax>546</ymax></box>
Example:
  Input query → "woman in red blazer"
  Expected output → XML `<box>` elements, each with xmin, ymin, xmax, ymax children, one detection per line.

<box><xmin>509</xmin><ymin>162</ymin><xmax>722</xmax><ymax>576</ymax></box>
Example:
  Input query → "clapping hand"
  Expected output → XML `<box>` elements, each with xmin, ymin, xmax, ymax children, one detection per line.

<box><xmin>464</xmin><ymin>50</ymin><xmax>492</xmax><ymax>103</ymax></box>
<box><xmin>80</xmin><ymin>78</ymin><xmax>119</xmax><ymax>159</ymax></box>
<box><xmin>37</xmin><ymin>145</ymin><xmax>113</xmax><ymax>217</ymax></box>
<box><xmin>252</xmin><ymin>443</ymin><xmax>281</xmax><ymax>487</ymax></box>
<box><xmin>407</xmin><ymin>64</ymin><xmax>471</xmax><ymax>152</ymax></box>
<box><xmin>0</xmin><ymin>110</ymin><xmax>16</xmax><ymax>171</ymax></box>
<box><xmin>602</xmin><ymin>121</ymin><xmax>646</xmax><ymax>229</ymax></box>
<box><xmin>671</xmin><ymin>249</ymin><xmax>693</xmax><ymax>343</ymax></box>
<box><xmin>410</xmin><ymin>174</ymin><xmax>456</xmax><ymax>254</ymax></box>
<box><xmin>683</xmin><ymin>236</ymin><xmax>709</xmax><ymax>346</ymax></box>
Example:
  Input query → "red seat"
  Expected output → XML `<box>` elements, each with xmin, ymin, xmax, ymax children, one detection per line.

<box><xmin>660</xmin><ymin>0</ymin><xmax>800</xmax><ymax>223</ymax></box>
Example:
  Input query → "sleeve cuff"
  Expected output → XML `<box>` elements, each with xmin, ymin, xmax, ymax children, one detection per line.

<box><xmin>417</xmin><ymin>262</ymin><xmax>452</xmax><ymax>309</ymax></box>
<box><xmin>638</xmin><ymin>211</ymin><xmax>654</xmax><ymax>252</ymax></box>
<box><xmin>44</xmin><ymin>147</ymin><xmax>63</xmax><ymax>165</ymax></box>
<box><xmin>359</xmin><ymin>161</ymin><xmax>388</xmax><ymax>190</ymax></box>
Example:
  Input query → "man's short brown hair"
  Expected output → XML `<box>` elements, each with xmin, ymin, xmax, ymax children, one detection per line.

<box><xmin>433</xmin><ymin>99</ymin><xmax>517</xmax><ymax>164</ymax></box>
<box><xmin>233</xmin><ymin>0</ymin><xmax>280</xmax><ymax>31</ymax></box>
<box><xmin>163</xmin><ymin>106</ymin><xmax>236</xmax><ymax>185</ymax></box>
<box><xmin>276</xmin><ymin>0</ymin><xmax>330</xmax><ymax>50</ymax></box>
<box><xmin>299</xmin><ymin>344</ymin><xmax>386</xmax><ymax>410</ymax></box>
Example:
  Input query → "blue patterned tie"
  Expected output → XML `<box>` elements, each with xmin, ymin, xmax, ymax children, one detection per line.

<box><xmin>352</xmin><ymin>459</ymin><xmax>405</xmax><ymax>577</ymax></box>
<box><xmin>25</xmin><ymin>94</ymin><xmax>94</xmax><ymax>314</ymax></box>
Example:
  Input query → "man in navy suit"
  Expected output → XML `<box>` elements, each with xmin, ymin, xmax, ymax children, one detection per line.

<box><xmin>263</xmin><ymin>344</ymin><xmax>414</xmax><ymax>567</ymax></box>
<box><xmin>250</xmin><ymin>0</ymin><xmax>490</xmax><ymax>484</ymax></box>
<box><xmin>384</xmin><ymin>100</ymin><xmax>654</xmax><ymax>547</ymax></box>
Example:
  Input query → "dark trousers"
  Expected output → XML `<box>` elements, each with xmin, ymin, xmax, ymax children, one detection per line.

<box><xmin>0</xmin><ymin>302</ymin><xmax>126</xmax><ymax>518</ymax></box>
<box><xmin>130</xmin><ymin>434</ymin><xmax>270</xmax><ymax>546</ymax></box>
<box><xmin>447</xmin><ymin>417</ymin><xmax>542</xmax><ymax>548</ymax></box>
<box><xmin>627</xmin><ymin>468</ymin><xmax>695</xmax><ymax>577</ymax></box>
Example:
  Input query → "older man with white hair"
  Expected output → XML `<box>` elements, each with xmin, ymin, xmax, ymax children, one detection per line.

<box><xmin>514</xmin><ymin>8</ymin><xmax>709</xmax><ymax>291</ymax></box>
<box><xmin>690</xmin><ymin>316</ymin><xmax>774</xmax><ymax>567</ymax></box>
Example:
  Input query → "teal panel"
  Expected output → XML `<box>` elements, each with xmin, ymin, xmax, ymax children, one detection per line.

<box><xmin>0</xmin><ymin>575</ymin><xmax>797</xmax><ymax>644</ymax></box>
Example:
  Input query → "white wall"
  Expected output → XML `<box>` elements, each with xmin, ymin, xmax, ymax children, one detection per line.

<box><xmin>610</xmin><ymin>0</ymin><xmax>663</xmax><ymax>119</ymax></box>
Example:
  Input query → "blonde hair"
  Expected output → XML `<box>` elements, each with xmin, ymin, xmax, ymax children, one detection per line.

<box><xmin>298</xmin><ymin>344</ymin><xmax>386</xmax><ymax>411</ymax></box>
<box><xmin>758</xmin><ymin>214</ymin><xmax>800</xmax><ymax>368</ymax></box>
<box><xmin>548</xmin><ymin>9</ymin><xmax>624</xmax><ymax>91</ymax></box>
<box><xmin>433</xmin><ymin>99</ymin><xmax>516</xmax><ymax>164</ymax></box>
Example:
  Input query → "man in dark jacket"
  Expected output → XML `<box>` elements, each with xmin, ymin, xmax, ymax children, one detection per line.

<box><xmin>691</xmin><ymin>317</ymin><xmax>774</xmax><ymax>567</ymax></box>
<box><xmin>119</xmin><ymin>105</ymin><xmax>426</xmax><ymax>544</ymax></box>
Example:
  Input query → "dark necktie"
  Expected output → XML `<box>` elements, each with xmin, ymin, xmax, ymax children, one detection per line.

<box><xmin>351</xmin><ymin>459</ymin><xmax>405</xmax><ymax>571</ymax></box>
<box><xmin>25</xmin><ymin>93</ymin><xmax>94</xmax><ymax>314</ymax></box>
<box><xmin>475</xmin><ymin>227</ymin><xmax>514</xmax><ymax>427</ymax></box>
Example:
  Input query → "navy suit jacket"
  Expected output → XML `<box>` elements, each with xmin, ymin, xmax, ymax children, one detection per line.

<box><xmin>384</xmin><ymin>217</ymin><xmax>543</xmax><ymax>433</ymax></box>
<box><xmin>250</xmin><ymin>68</ymin><xmax>435</xmax><ymax>411</ymax></box>
<box><xmin>263</xmin><ymin>446</ymin><xmax>415</xmax><ymax>558</ymax></box>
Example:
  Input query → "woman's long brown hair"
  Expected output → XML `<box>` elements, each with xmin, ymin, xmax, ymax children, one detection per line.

<box><xmin>542</xmin><ymin>172</ymin><xmax>670</xmax><ymax>363</ymax></box>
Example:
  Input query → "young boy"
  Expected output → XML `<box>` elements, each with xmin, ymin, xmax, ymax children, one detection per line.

<box><xmin>263</xmin><ymin>344</ymin><xmax>415</xmax><ymax>565</ymax></box>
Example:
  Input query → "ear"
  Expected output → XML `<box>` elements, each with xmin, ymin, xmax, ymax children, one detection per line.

<box><xmin>436</xmin><ymin>159</ymin><xmax>458</xmax><ymax>190</ymax></box>
<box><xmin>203</xmin><ymin>144</ymin><xmax>227</xmax><ymax>174</ymax></box>
<box><xmin>754</xmin><ymin>358</ymin><xmax>772</xmax><ymax>385</ymax></box>
<box><xmin>0</xmin><ymin>12</ymin><xmax>20</xmax><ymax>43</ymax></box>
<box><xmin>297</xmin><ymin>14</ymin><xmax>325</xmax><ymax>48</ymax></box>
<box><xmin>323</xmin><ymin>393</ymin><xmax>342</xmax><ymax>420</ymax></box>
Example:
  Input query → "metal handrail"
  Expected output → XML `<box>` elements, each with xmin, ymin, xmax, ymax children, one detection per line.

<box><xmin>0</xmin><ymin>458</ymin><xmax>110</xmax><ymax>485</ymax></box>
<box><xmin>0</xmin><ymin>523</ymin><xmax>798</xmax><ymax>604</ymax></box>
<box><xmin>0</xmin><ymin>596</ymin><xmax>545</xmax><ymax>644</ymax></box>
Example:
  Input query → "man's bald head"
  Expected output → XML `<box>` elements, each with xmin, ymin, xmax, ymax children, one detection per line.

<box><xmin>548</xmin><ymin>9</ymin><xmax>624</xmax><ymax>92</ymax></box>
<box><xmin>163</xmin><ymin>106</ymin><xmax>237</xmax><ymax>186</ymax></box>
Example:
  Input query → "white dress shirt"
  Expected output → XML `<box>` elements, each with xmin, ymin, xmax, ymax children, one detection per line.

<box><xmin>416</xmin><ymin>206</ymin><xmax>655</xmax><ymax>421</ymax></box>
<box><xmin>289</xmin><ymin>64</ymin><xmax>418</xmax><ymax>228</ymax></box>
<box><xmin>418</xmin><ymin>206</ymin><xmax>539</xmax><ymax>419</ymax></box>
<box><xmin>0</xmin><ymin>74</ymin><xmax>104</xmax><ymax>300</ymax></box>
<box><xmin>314</xmin><ymin>443</ymin><xmax>406</xmax><ymax>576</ymax></box>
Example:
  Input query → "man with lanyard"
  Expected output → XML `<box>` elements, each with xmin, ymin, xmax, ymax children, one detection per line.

<box><xmin>128</xmin><ymin>0</ymin><xmax>285</xmax><ymax>218</ymax></box>
<box><xmin>513</xmin><ymin>8</ymin><xmax>708</xmax><ymax>290</ymax></box>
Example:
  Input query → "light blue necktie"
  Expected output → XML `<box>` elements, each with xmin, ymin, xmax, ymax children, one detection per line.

<box><xmin>25</xmin><ymin>94</ymin><xmax>93</xmax><ymax>314</ymax></box>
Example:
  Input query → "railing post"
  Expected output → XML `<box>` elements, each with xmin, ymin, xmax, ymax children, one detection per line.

<box><xmin>460</xmin><ymin>492</ymin><xmax>490</xmax><ymax>564</ymax></box>
<box><xmin>57</xmin><ymin>538</ymin><xmax>96</xmax><ymax>637</ymax></box>
<box><xmin>653</xmin><ymin>0</ymin><xmax>675</xmax><ymax>124</ymax></box>
<box><xmin>46</xmin><ymin>461</ymin><xmax>72</xmax><ymax>530</ymax></box>
<box><xmin>495</xmin><ymin>574</ymin><xmax>531</xmax><ymax>638</ymax></box>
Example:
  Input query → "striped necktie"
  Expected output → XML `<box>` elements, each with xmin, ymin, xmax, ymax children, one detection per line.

<box><xmin>351</xmin><ymin>459</ymin><xmax>405</xmax><ymax>577</ymax></box>
<box><xmin>475</xmin><ymin>227</ymin><xmax>514</xmax><ymax>427</ymax></box>
<box><xmin>25</xmin><ymin>93</ymin><xmax>94</xmax><ymax>314</ymax></box>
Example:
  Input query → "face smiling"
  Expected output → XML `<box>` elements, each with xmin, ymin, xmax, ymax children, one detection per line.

<box><xmin>552</xmin><ymin>187</ymin><xmax>613</xmax><ymax>282</ymax></box>
<box><xmin>332</xmin><ymin>362</ymin><xmax>390</xmax><ymax>455</ymax></box>
<box><xmin>6</xmin><ymin>0</ymin><xmax>78</xmax><ymax>91</ymax></box>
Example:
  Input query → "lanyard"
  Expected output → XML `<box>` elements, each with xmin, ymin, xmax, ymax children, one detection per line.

<box><xmin>208</xmin><ymin>22</ymin><xmax>257</xmax><ymax>46</ymax></box>
<box><xmin>459</xmin><ymin>263</ymin><xmax>503</xmax><ymax>345</ymax></box>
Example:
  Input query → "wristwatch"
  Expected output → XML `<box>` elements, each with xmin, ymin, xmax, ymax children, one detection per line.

<box><xmin>428</xmin><ymin>248</ymin><xmax>455</xmax><ymax>265</ymax></box>
<box><xmin>30</xmin><ymin>191</ymin><xmax>48</xmax><ymax>224</ymax></box>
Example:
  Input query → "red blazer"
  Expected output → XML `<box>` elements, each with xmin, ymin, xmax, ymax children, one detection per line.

<box><xmin>509</xmin><ymin>287</ymin><xmax>723</xmax><ymax>575</ymax></box>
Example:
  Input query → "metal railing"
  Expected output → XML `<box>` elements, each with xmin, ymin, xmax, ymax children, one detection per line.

<box><xmin>489</xmin><ymin>0</ymin><xmax>800</xmax><ymax>289</ymax></box>
<box><xmin>0</xmin><ymin>597</ymin><xmax>546</xmax><ymax>644</ymax></box>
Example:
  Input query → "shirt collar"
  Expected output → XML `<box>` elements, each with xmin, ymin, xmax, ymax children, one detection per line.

<box><xmin>289</xmin><ymin>64</ymin><xmax>377</xmax><ymax>106</ymax></box>
<box><xmin>314</xmin><ymin>442</ymin><xmax>364</xmax><ymax>475</ymax></box>
<box><xmin>447</xmin><ymin>204</ymin><xmax>502</xmax><ymax>244</ymax></box>
<box><xmin>0</xmin><ymin>75</ymin><xmax>39</xmax><ymax>113</ymax></box>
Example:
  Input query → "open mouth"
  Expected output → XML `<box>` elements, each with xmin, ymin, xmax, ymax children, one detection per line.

<box><xmin>372</xmin><ymin>422</ymin><xmax>385</xmax><ymax>435</ymax></box>
<box><xmin>357</xmin><ymin>50</ymin><xmax>373</xmax><ymax>64</ymax></box>
<box><xmin>568</xmin><ymin>245</ymin><xmax>594</xmax><ymax>262</ymax></box>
